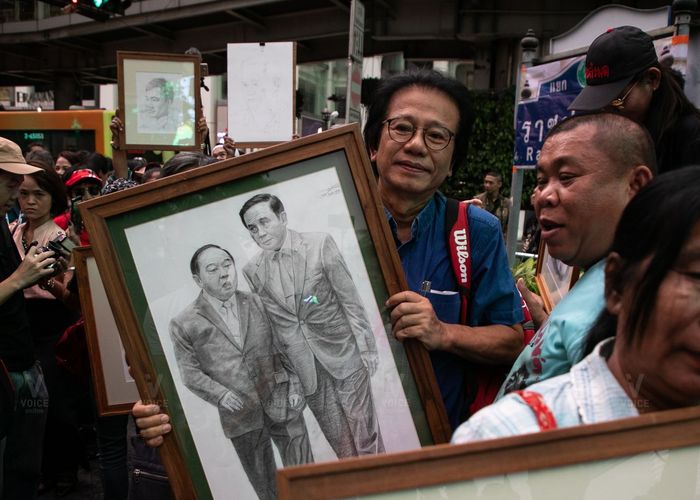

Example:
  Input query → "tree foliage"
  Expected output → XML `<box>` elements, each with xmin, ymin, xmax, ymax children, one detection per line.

<box><xmin>442</xmin><ymin>86</ymin><xmax>537</xmax><ymax>208</ymax></box>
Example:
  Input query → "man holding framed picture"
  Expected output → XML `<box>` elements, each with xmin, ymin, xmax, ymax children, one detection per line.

<box><xmin>364</xmin><ymin>70</ymin><xmax>526</xmax><ymax>429</ymax></box>
<box><xmin>133</xmin><ymin>70</ymin><xmax>525</xmax><ymax>441</ymax></box>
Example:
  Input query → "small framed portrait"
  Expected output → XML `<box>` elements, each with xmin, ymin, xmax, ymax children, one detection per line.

<box><xmin>535</xmin><ymin>239</ymin><xmax>580</xmax><ymax>314</ymax></box>
<box><xmin>73</xmin><ymin>246</ymin><xmax>139</xmax><ymax>416</ymax></box>
<box><xmin>80</xmin><ymin>125</ymin><xmax>449</xmax><ymax>499</ymax></box>
<box><xmin>117</xmin><ymin>51</ymin><xmax>202</xmax><ymax>150</ymax></box>
<box><xmin>277</xmin><ymin>406</ymin><xmax>700</xmax><ymax>499</ymax></box>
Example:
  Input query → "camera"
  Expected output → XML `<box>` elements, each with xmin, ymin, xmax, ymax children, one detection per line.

<box><xmin>47</xmin><ymin>233</ymin><xmax>77</xmax><ymax>258</ymax></box>
<box><xmin>37</xmin><ymin>234</ymin><xmax>77</xmax><ymax>271</ymax></box>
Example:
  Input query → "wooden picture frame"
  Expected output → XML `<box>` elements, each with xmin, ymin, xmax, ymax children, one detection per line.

<box><xmin>535</xmin><ymin>239</ymin><xmax>580</xmax><ymax>314</ymax></box>
<box><xmin>80</xmin><ymin>124</ymin><xmax>450</xmax><ymax>499</ymax></box>
<box><xmin>277</xmin><ymin>406</ymin><xmax>700</xmax><ymax>499</ymax></box>
<box><xmin>117</xmin><ymin>51</ymin><xmax>202</xmax><ymax>151</ymax></box>
<box><xmin>73</xmin><ymin>246</ymin><xmax>139</xmax><ymax>416</ymax></box>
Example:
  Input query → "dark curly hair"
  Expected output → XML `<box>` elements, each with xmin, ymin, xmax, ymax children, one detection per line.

<box><xmin>363</xmin><ymin>69</ymin><xmax>475</xmax><ymax>169</ymax></box>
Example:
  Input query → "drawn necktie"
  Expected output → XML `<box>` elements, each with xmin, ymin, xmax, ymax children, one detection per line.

<box><xmin>220</xmin><ymin>301</ymin><xmax>241</xmax><ymax>345</ymax></box>
<box><xmin>276</xmin><ymin>251</ymin><xmax>295</xmax><ymax>308</ymax></box>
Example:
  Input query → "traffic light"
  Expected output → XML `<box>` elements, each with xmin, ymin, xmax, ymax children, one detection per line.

<box><xmin>40</xmin><ymin>0</ymin><xmax>132</xmax><ymax>20</ymax></box>
<box><xmin>91</xmin><ymin>0</ymin><xmax>131</xmax><ymax>14</ymax></box>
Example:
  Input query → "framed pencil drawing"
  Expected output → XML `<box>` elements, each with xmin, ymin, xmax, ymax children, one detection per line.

<box><xmin>535</xmin><ymin>239</ymin><xmax>580</xmax><ymax>314</ymax></box>
<box><xmin>73</xmin><ymin>246</ymin><xmax>139</xmax><ymax>416</ymax></box>
<box><xmin>277</xmin><ymin>406</ymin><xmax>700</xmax><ymax>499</ymax></box>
<box><xmin>117</xmin><ymin>51</ymin><xmax>202</xmax><ymax>151</ymax></box>
<box><xmin>80</xmin><ymin>124</ymin><xmax>450</xmax><ymax>499</ymax></box>
<box><xmin>227</xmin><ymin>42</ymin><xmax>296</xmax><ymax>148</ymax></box>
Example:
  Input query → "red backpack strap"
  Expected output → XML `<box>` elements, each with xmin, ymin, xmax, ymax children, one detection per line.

<box><xmin>513</xmin><ymin>390</ymin><xmax>558</xmax><ymax>430</ymax></box>
<box><xmin>443</xmin><ymin>199</ymin><xmax>539</xmax><ymax>421</ymax></box>
<box><xmin>518</xmin><ymin>291</ymin><xmax>536</xmax><ymax>345</ymax></box>
<box><xmin>445</xmin><ymin>198</ymin><xmax>471</xmax><ymax>324</ymax></box>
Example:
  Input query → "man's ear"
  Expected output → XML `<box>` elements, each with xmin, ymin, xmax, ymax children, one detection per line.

<box><xmin>604</xmin><ymin>252</ymin><xmax>624</xmax><ymax>316</ymax></box>
<box><xmin>369</xmin><ymin>148</ymin><xmax>377</xmax><ymax>163</ymax></box>
<box><xmin>281</xmin><ymin>211</ymin><xmax>288</xmax><ymax>224</ymax></box>
<box><xmin>628</xmin><ymin>165</ymin><xmax>653</xmax><ymax>198</ymax></box>
<box><xmin>193</xmin><ymin>274</ymin><xmax>203</xmax><ymax>289</ymax></box>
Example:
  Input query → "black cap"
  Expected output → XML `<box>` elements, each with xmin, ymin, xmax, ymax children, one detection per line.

<box><xmin>569</xmin><ymin>26</ymin><xmax>658</xmax><ymax>111</ymax></box>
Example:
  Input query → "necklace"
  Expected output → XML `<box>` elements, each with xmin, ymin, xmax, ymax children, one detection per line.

<box><xmin>21</xmin><ymin>226</ymin><xmax>34</xmax><ymax>252</ymax></box>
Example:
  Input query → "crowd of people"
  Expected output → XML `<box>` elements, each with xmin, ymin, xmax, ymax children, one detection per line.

<box><xmin>1</xmin><ymin>23</ymin><xmax>700</xmax><ymax>500</ymax></box>
<box><xmin>0</xmin><ymin>120</ymin><xmax>241</xmax><ymax>499</ymax></box>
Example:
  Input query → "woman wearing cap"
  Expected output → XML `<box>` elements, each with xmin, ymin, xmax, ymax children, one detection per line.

<box><xmin>54</xmin><ymin>168</ymin><xmax>104</xmax><ymax>246</ymax></box>
<box><xmin>11</xmin><ymin>162</ymin><xmax>82</xmax><ymax>495</ymax></box>
<box><xmin>569</xmin><ymin>25</ymin><xmax>700</xmax><ymax>174</ymax></box>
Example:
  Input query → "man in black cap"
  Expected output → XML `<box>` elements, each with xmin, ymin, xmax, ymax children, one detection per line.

<box><xmin>0</xmin><ymin>137</ymin><xmax>59</xmax><ymax>498</ymax></box>
<box><xmin>570</xmin><ymin>25</ymin><xmax>700</xmax><ymax>173</ymax></box>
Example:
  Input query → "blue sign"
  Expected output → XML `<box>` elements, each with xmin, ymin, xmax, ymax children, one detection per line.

<box><xmin>513</xmin><ymin>56</ymin><xmax>585</xmax><ymax>168</ymax></box>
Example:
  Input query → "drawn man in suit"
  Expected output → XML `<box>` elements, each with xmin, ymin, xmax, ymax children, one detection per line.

<box><xmin>170</xmin><ymin>244</ymin><xmax>313</xmax><ymax>500</ymax></box>
<box><xmin>239</xmin><ymin>193</ymin><xmax>384</xmax><ymax>458</ymax></box>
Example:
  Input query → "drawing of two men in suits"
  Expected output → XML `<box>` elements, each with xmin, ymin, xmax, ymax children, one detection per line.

<box><xmin>169</xmin><ymin>244</ymin><xmax>312</xmax><ymax>500</ymax></box>
<box><xmin>169</xmin><ymin>193</ymin><xmax>383</xmax><ymax>500</ymax></box>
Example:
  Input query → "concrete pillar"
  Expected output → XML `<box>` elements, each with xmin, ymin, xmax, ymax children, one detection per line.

<box><xmin>53</xmin><ymin>73</ymin><xmax>79</xmax><ymax>110</ymax></box>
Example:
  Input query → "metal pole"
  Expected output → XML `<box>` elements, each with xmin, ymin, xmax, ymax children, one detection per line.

<box><xmin>506</xmin><ymin>29</ymin><xmax>539</xmax><ymax>266</ymax></box>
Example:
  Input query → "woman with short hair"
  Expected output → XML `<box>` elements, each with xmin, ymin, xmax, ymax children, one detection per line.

<box><xmin>11</xmin><ymin>163</ymin><xmax>82</xmax><ymax>495</ymax></box>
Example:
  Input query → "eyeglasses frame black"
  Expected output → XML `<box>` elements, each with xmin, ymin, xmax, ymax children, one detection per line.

<box><xmin>382</xmin><ymin>117</ymin><xmax>456</xmax><ymax>151</ymax></box>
